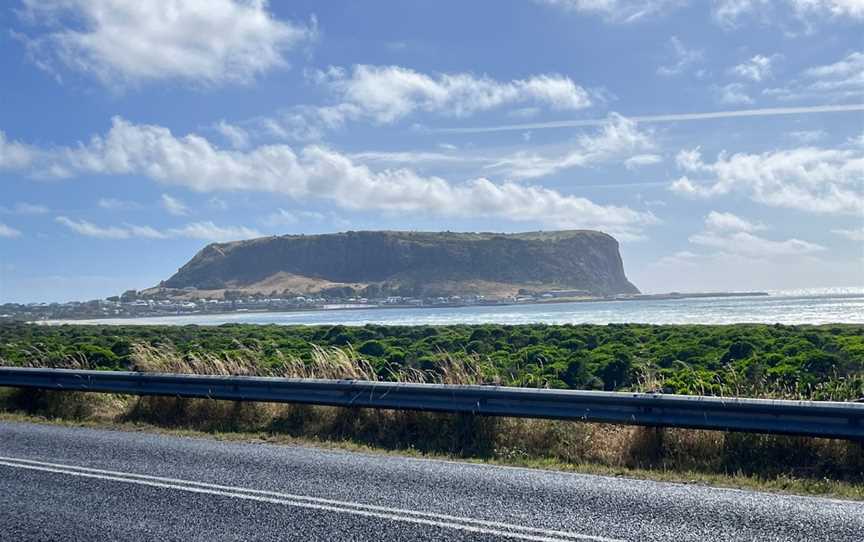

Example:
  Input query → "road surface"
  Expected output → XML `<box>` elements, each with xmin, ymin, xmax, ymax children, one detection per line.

<box><xmin>0</xmin><ymin>421</ymin><xmax>861</xmax><ymax>541</ymax></box>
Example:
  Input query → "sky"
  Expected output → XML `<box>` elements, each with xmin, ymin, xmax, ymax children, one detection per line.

<box><xmin>0</xmin><ymin>0</ymin><xmax>862</xmax><ymax>303</ymax></box>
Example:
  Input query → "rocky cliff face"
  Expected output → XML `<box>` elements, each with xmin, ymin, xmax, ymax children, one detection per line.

<box><xmin>160</xmin><ymin>230</ymin><xmax>639</xmax><ymax>297</ymax></box>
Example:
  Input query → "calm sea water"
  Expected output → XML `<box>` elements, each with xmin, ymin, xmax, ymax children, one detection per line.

<box><xmin>54</xmin><ymin>289</ymin><xmax>864</xmax><ymax>326</ymax></box>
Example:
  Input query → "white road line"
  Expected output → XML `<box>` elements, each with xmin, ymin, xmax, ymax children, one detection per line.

<box><xmin>0</xmin><ymin>456</ymin><xmax>624</xmax><ymax>542</ymax></box>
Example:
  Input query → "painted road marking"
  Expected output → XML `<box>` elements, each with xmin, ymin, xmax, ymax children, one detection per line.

<box><xmin>0</xmin><ymin>455</ymin><xmax>624</xmax><ymax>542</ymax></box>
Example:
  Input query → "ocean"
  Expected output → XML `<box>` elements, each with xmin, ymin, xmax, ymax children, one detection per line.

<box><xmin>50</xmin><ymin>288</ymin><xmax>864</xmax><ymax>326</ymax></box>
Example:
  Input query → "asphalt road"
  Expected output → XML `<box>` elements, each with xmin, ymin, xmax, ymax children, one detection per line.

<box><xmin>0</xmin><ymin>421</ymin><xmax>861</xmax><ymax>541</ymax></box>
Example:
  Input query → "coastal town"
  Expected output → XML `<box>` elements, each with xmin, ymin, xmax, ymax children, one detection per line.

<box><xmin>0</xmin><ymin>288</ymin><xmax>767</xmax><ymax>322</ymax></box>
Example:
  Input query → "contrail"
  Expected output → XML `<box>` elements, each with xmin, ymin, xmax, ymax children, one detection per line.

<box><xmin>432</xmin><ymin>104</ymin><xmax>864</xmax><ymax>134</ymax></box>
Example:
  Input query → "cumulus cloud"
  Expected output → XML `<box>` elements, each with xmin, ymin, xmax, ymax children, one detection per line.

<box><xmin>801</xmin><ymin>51</ymin><xmax>864</xmax><ymax>95</ymax></box>
<box><xmin>669</xmin><ymin>146</ymin><xmax>864</xmax><ymax>215</ymax></box>
<box><xmin>657</xmin><ymin>37</ymin><xmax>704</xmax><ymax>77</ymax></box>
<box><xmin>684</xmin><ymin>212</ymin><xmax>824</xmax><ymax>259</ymax></box>
<box><xmin>245</xmin><ymin>65</ymin><xmax>594</xmax><ymax>141</ymax></box>
<box><xmin>690</xmin><ymin>230</ymin><xmax>826</xmax><ymax>257</ymax></box>
<box><xmin>56</xmin><ymin>216</ymin><xmax>260</xmax><ymax>242</ymax></box>
<box><xmin>765</xmin><ymin>51</ymin><xmax>864</xmax><ymax>102</ymax></box>
<box><xmin>704</xmin><ymin>210</ymin><xmax>766</xmax><ymax>232</ymax></box>
<box><xmin>7</xmin><ymin>118</ymin><xmax>655</xmax><ymax>238</ymax></box>
<box><xmin>17</xmin><ymin>0</ymin><xmax>317</xmax><ymax>87</ymax></box>
<box><xmin>56</xmin><ymin>216</ymin><xmax>131</xmax><ymax>239</ymax></box>
<box><xmin>711</xmin><ymin>0</ymin><xmax>771</xmax><ymax>26</ymax></box>
<box><xmin>312</xmin><ymin>65</ymin><xmax>592</xmax><ymax>124</ymax></box>
<box><xmin>712</xmin><ymin>0</ymin><xmax>864</xmax><ymax>26</ymax></box>
<box><xmin>485</xmin><ymin>114</ymin><xmax>656</xmax><ymax>179</ymax></box>
<box><xmin>729</xmin><ymin>54</ymin><xmax>778</xmax><ymax>82</ymax></box>
<box><xmin>714</xmin><ymin>83</ymin><xmax>753</xmax><ymax>105</ymax></box>
<box><xmin>536</xmin><ymin>0</ymin><xmax>685</xmax><ymax>22</ymax></box>
<box><xmin>262</xmin><ymin>208</ymin><xmax>327</xmax><ymax>227</ymax></box>
<box><xmin>644</xmin><ymin>212</ymin><xmax>827</xmax><ymax>291</ymax></box>
<box><xmin>788</xmin><ymin>0</ymin><xmax>864</xmax><ymax>19</ymax></box>
<box><xmin>0</xmin><ymin>223</ymin><xmax>22</xmax><ymax>238</ymax></box>
<box><xmin>160</xmin><ymin>194</ymin><xmax>190</xmax><ymax>216</ymax></box>
<box><xmin>0</xmin><ymin>131</ymin><xmax>38</xmax><ymax>170</ymax></box>
<box><xmin>169</xmin><ymin>222</ymin><xmax>261</xmax><ymax>241</ymax></box>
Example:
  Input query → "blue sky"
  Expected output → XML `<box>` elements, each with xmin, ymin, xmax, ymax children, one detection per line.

<box><xmin>0</xmin><ymin>0</ymin><xmax>862</xmax><ymax>303</ymax></box>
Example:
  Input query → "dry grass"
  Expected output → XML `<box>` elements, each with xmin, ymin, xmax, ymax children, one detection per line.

<box><xmin>127</xmin><ymin>341</ymin><xmax>499</xmax><ymax>385</ymax></box>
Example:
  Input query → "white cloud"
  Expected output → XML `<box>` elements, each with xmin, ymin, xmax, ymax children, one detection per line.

<box><xmin>639</xmin><ymin>249</ymin><xmax>860</xmax><ymax>293</ymax></box>
<box><xmin>262</xmin><ymin>208</ymin><xmax>299</xmax><ymax>226</ymax></box>
<box><xmin>684</xmin><ymin>211</ymin><xmax>825</xmax><ymax>259</ymax></box>
<box><xmin>832</xmin><ymin>227</ymin><xmax>864</xmax><ymax>241</ymax></box>
<box><xmin>169</xmin><ymin>222</ymin><xmax>261</xmax><ymax>241</ymax></box>
<box><xmin>730</xmin><ymin>54</ymin><xmax>777</xmax><ymax>82</ymax></box>
<box><xmin>711</xmin><ymin>0</ymin><xmax>771</xmax><ymax>26</ymax></box>
<box><xmin>625</xmin><ymin>154</ymin><xmax>663</xmax><ymax>169</ymax></box>
<box><xmin>766</xmin><ymin>51</ymin><xmax>864</xmax><ymax>102</ymax></box>
<box><xmin>712</xmin><ymin>0</ymin><xmax>864</xmax><ymax>26</ymax></box>
<box><xmin>98</xmin><ymin>197</ymin><xmax>141</xmax><ymax>210</ymax></box>
<box><xmin>262</xmin><ymin>208</ymin><xmax>327</xmax><ymax>227</ymax></box>
<box><xmin>657</xmin><ymin>37</ymin><xmax>704</xmax><ymax>77</ymax></box>
<box><xmin>690</xmin><ymin>230</ymin><xmax>826</xmax><ymax>257</ymax></box>
<box><xmin>537</xmin><ymin>0</ymin><xmax>685</xmax><ymax>22</ymax></box>
<box><xmin>0</xmin><ymin>131</ymin><xmax>37</xmax><ymax>169</ymax></box>
<box><xmin>160</xmin><ymin>194</ymin><xmax>190</xmax><ymax>216</ymax></box>
<box><xmin>764</xmin><ymin>51</ymin><xmax>864</xmax><ymax>102</ymax></box>
<box><xmin>256</xmin><ymin>65</ymin><xmax>591</xmax><ymax>141</ymax></box>
<box><xmin>485</xmin><ymin>114</ymin><xmax>656</xmax><ymax>179</ymax></box>
<box><xmin>715</xmin><ymin>83</ymin><xmax>753</xmax><ymax>105</ymax></box>
<box><xmin>349</xmin><ymin>150</ymin><xmax>477</xmax><ymax>166</ymax></box>
<box><xmin>17</xmin><ymin>0</ymin><xmax>317</xmax><ymax>87</ymax></box>
<box><xmin>247</xmin><ymin>66</ymin><xmax>593</xmax><ymax>141</ymax></box>
<box><xmin>704</xmin><ymin>210</ymin><xmax>766</xmax><ymax>232</ymax></box>
<box><xmin>215</xmin><ymin>120</ymin><xmax>250</xmax><ymax>149</ymax></box>
<box><xmin>56</xmin><ymin>216</ymin><xmax>260</xmax><ymax>242</ymax></box>
<box><xmin>311</xmin><ymin>65</ymin><xmax>591</xmax><ymax>124</ymax></box>
<box><xmin>669</xmin><ymin>146</ymin><xmax>864</xmax><ymax>215</ymax></box>
<box><xmin>789</xmin><ymin>0</ymin><xmax>864</xmax><ymax>19</ymax></box>
<box><xmin>56</xmin><ymin>216</ymin><xmax>131</xmax><ymax>239</ymax></box>
<box><xmin>0</xmin><ymin>223</ymin><xmax>22</xmax><ymax>238</ymax></box>
<box><xmin>802</xmin><ymin>51</ymin><xmax>864</xmax><ymax>93</ymax></box>
<box><xmin>535</xmin><ymin>0</ymin><xmax>864</xmax><ymax>28</ymax></box>
<box><xmin>15</xmin><ymin>117</ymin><xmax>656</xmax><ymax>238</ymax></box>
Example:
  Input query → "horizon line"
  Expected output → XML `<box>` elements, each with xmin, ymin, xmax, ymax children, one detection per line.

<box><xmin>431</xmin><ymin>104</ymin><xmax>864</xmax><ymax>134</ymax></box>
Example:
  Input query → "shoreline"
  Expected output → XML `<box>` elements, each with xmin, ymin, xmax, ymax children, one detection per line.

<box><xmin>26</xmin><ymin>290</ymin><xmax>780</xmax><ymax>325</ymax></box>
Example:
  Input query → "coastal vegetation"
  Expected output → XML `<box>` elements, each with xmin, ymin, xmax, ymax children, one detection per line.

<box><xmin>2</xmin><ymin>322</ymin><xmax>862</xmax><ymax>400</ymax></box>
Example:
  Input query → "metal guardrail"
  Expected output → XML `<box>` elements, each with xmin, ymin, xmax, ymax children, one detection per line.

<box><xmin>1</xmin><ymin>367</ymin><xmax>862</xmax><ymax>439</ymax></box>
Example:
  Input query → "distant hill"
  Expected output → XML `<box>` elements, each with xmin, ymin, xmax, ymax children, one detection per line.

<box><xmin>156</xmin><ymin>230</ymin><xmax>640</xmax><ymax>298</ymax></box>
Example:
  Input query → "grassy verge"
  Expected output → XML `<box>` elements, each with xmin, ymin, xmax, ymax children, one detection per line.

<box><xmin>2</xmin><ymin>387</ymin><xmax>862</xmax><ymax>501</ymax></box>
